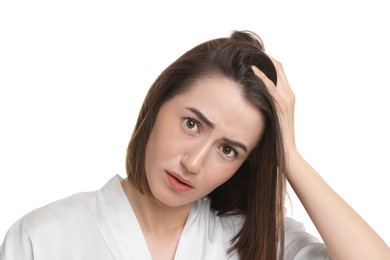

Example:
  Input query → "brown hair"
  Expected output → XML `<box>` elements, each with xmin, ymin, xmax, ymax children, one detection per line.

<box><xmin>126</xmin><ymin>30</ymin><xmax>286</xmax><ymax>259</ymax></box>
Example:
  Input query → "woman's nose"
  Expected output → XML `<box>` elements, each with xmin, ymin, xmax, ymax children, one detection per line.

<box><xmin>180</xmin><ymin>143</ymin><xmax>210</xmax><ymax>174</ymax></box>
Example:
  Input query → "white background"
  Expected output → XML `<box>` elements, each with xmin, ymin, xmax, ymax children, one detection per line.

<box><xmin>1</xmin><ymin>0</ymin><xmax>389</xmax><ymax>246</ymax></box>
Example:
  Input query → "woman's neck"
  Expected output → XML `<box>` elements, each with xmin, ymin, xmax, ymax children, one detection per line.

<box><xmin>121</xmin><ymin>178</ymin><xmax>192</xmax><ymax>236</ymax></box>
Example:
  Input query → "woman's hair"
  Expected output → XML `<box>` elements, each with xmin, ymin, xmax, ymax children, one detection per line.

<box><xmin>126</xmin><ymin>30</ymin><xmax>286</xmax><ymax>259</ymax></box>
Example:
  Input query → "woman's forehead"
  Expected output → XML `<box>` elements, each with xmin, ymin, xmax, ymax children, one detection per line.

<box><xmin>163</xmin><ymin>75</ymin><xmax>266</xmax><ymax>149</ymax></box>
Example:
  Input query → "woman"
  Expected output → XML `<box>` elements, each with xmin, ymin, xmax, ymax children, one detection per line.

<box><xmin>1</xmin><ymin>30</ymin><xmax>389</xmax><ymax>260</ymax></box>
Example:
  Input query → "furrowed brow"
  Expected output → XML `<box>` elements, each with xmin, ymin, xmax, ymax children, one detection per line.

<box><xmin>223</xmin><ymin>137</ymin><xmax>248</xmax><ymax>153</ymax></box>
<box><xmin>185</xmin><ymin>107</ymin><xmax>215</xmax><ymax>129</ymax></box>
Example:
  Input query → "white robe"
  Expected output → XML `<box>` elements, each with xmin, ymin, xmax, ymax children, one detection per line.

<box><xmin>0</xmin><ymin>175</ymin><xmax>330</xmax><ymax>259</ymax></box>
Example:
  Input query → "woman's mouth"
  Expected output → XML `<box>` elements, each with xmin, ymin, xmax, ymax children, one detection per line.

<box><xmin>166</xmin><ymin>171</ymin><xmax>194</xmax><ymax>192</ymax></box>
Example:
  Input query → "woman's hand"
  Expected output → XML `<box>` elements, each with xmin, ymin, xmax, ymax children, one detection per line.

<box><xmin>251</xmin><ymin>58</ymin><xmax>297</xmax><ymax>154</ymax></box>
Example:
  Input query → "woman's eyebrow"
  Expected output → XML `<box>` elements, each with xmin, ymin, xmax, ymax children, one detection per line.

<box><xmin>185</xmin><ymin>107</ymin><xmax>248</xmax><ymax>153</ymax></box>
<box><xmin>185</xmin><ymin>107</ymin><xmax>215</xmax><ymax>129</ymax></box>
<box><xmin>223</xmin><ymin>137</ymin><xmax>248</xmax><ymax>153</ymax></box>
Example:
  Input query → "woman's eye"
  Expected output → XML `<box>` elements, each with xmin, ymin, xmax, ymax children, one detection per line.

<box><xmin>219</xmin><ymin>145</ymin><xmax>237</xmax><ymax>159</ymax></box>
<box><xmin>184</xmin><ymin>118</ymin><xmax>199</xmax><ymax>133</ymax></box>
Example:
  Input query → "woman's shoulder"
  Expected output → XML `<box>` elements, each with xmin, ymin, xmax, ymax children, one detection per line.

<box><xmin>283</xmin><ymin>216</ymin><xmax>329</xmax><ymax>259</ymax></box>
<box><xmin>0</xmin><ymin>177</ymin><xmax>122</xmax><ymax>260</ymax></box>
<box><xmin>12</xmin><ymin>175</ymin><xmax>122</xmax><ymax>235</ymax></box>
<box><xmin>193</xmin><ymin>199</ymin><xmax>329</xmax><ymax>259</ymax></box>
<box><xmin>12</xmin><ymin>190</ymin><xmax>94</xmax><ymax>236</ymax></box>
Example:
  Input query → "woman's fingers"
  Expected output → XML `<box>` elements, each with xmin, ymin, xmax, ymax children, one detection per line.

<box><xmin>252</xmin><ymin>59</ymin><xmax>296</xmax><ymax>151</ymax></box>
<box><xmin>251</xmin><ymin>61</ymin><xmax>295</xmax><ymax>112</ymax></box>
<box><xmin>251</xmin><ymin>65</ymin><xmax>276</xmax><ymax>91</ymax></box>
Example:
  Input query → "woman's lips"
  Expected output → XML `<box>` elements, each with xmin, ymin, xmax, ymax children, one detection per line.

<box><xmin>166</xmin><ymin>171</ymin><xmax>194</xmax><ymax>192</ymax></box>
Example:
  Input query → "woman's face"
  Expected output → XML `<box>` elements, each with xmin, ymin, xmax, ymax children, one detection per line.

<box><xmin>144</xmin><ymin>75</ymin><xmax>265</xmax><ymax>208</ymax></box>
